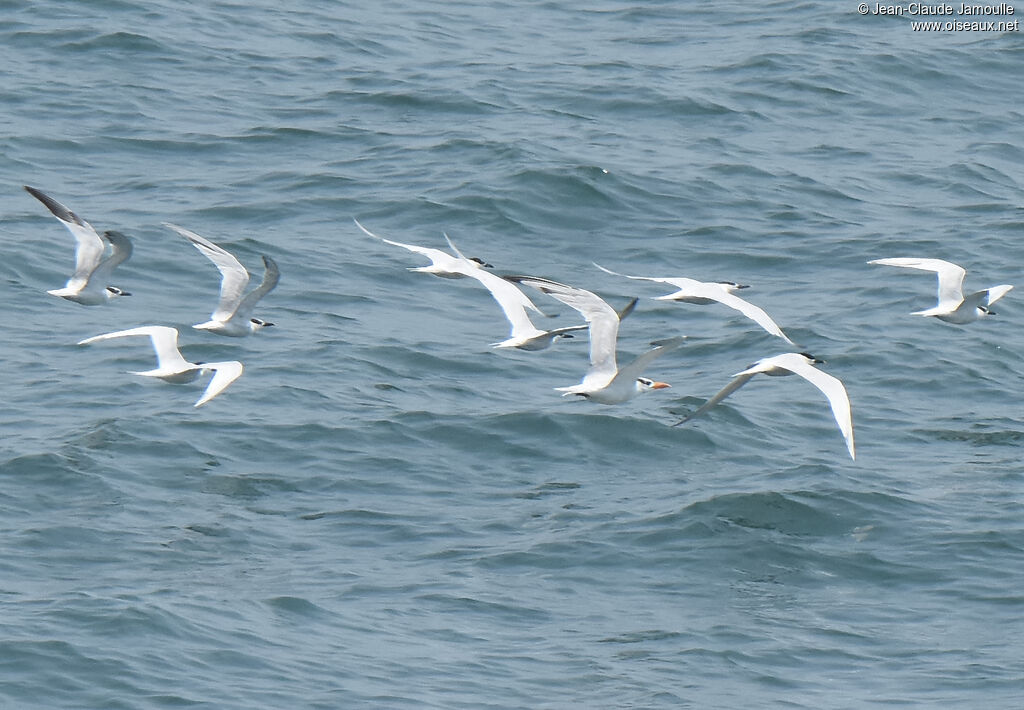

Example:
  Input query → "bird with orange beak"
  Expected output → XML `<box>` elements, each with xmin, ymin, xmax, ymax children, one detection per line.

<box><xmin>507</xmin><ymin>275</ymin><xmax>682</xmax><ymax>405</ymax></box>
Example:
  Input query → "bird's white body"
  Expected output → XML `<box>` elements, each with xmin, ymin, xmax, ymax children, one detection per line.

<box><xmin>595</xmin><ymin>263</ymin><xmax>794</xmax><ymax>343</ymax></box>
<box><xmin>78</xmin><ymin>325</ymin><xmax>243</xmax><ymax>407</ymax></box>
<box><xmin>356</xmin><ymin>219</ymin><xmax>591</xmax><ymax>351</ymax></box>
<box><xmin>25</xmin><ymin>186</ymin><xmax>133</xmax><ymax>305</ymax></box>
<box><xmin>512</xmin><ymin>275</ymin><xmax>683</xmax><ymax>404</ymax></box>
<box><xmin>677</xmin><ymin>352</ymin><xmax>854</xmax><ymax>460</ymax></box>
<box><xmin>868</xmin><ymin>257</ymin><xmax>1012</xmax><ymax>324</ymax></box>
<box><xmin>166</xmin><ymin>223</ymin><xmax>279</xmax><ymax>336</ymax></box>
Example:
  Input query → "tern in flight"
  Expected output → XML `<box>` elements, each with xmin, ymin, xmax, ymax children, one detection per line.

<box><xmin>675</xmin><ymin>352</ymin><xmax>855</xmax><ymax>461</ymax></box>
<box><xmin>595</xmin><ymin>263</ymin><xmax>794</xmax><ymax>343</ymax></box>
<box><xmin>354</xmin><ymin>218</ymin><xmax>491</xmax><ymax>278</ymax></box>
<box><xmin>25</xmin><ymin>185</ymin><xmax>133</xmax><ymax>305</ymax></box>
<box><xmin>78</xmin><ymin>326</ymin><xmax>243</xmax><ymax>408</ymax></box>
<box><xmin>356</xmin><ymin>219</ymin><xmax>612</xmax><ymax>350</ymax></box>
<box><xmin>868</xmin><ymin>257</ymin><xmax>1012</xmax><ymax>324</ymax></box>
<box><xmin>165</xmin><ymin>223</ymin><xmax>279</xmax><ymax>336</ymax></box>
<box><xmin>510</xmin><ymin>275</ymin><xmax>683</xmax><ymax>404</ymax></box>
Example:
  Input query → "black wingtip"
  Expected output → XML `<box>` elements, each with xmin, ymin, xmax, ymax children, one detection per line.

<box><xmin>616</xmin><ymin>296</ymin><xmax>639</xmax><ymax>321</ymax></box>
<box><xmin>24</xmin><ymin>185</ymin><xmax>83</xmax><ymax>226</ymax></box>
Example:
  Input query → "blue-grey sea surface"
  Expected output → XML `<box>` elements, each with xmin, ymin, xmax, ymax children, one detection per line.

<box><xmin>2</xmin><ymin>1</ymin><xmax>1023</xmax><ymax>707</ymax></box>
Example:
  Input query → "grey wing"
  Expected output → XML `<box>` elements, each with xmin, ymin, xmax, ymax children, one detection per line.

<box><xmin>166</xmin><ymin>223</ymin><xmax>251</xmax><ymax>320</ymax></box>
<box><xmin>673</xmin><ymin>372</ymin><xmax>756</xmax><ymax>426</ymax></box>
<box><xmin>959</xmin><ymin>289</ymin><xmax>990</xmax><ymax>313</ymax></box>
<box><xmin>65</xmin><ymin>224</ymin><xmax>107</xmax><ymax>289</ymax></box>
<box><xmin>783</xmin><ymin>356</ymin><xmax>855</xmax><ymax>461</ymax></box>
<box><xmin>87</xmin><ymin>230</ymin><xmax>133</xmax><ymax>286</ymax></box>
<box><xmin>25</xmin><ymin>186</ymin><xmax>84</xmax><ymax>225</ymax></box>
<box><xmin>616</xmin><ymin>296</ymin><xmax>638</xmax><ymax>321</ymax></box>
<box><xmin>25</xmin><ymin>186</ymin><xmax>106</xmax><ymax>289</ymax></box>
<box><xmin>612</xmin><ymin>336</ymin><xmax>685</xmax><ymax>384</ymax></box>
<box><xmin>513</xmin><ymin>276</ymin><xmax>621</xmax><ymax>375</ymax></box>
<box><xmin>194</xmin><ymin>360</ymin><xmax>244</xmax><ymax>407</ymax></box>
<box><xmin>985</xmin><ymin>284</ymin><xmax>1013</xmax><ymax>306</ymax></box>
<box><xmin>585</xmin><ymin>304</ymin><xmax>621</xmax><ymax>379</ymax></box>
<box><xmin>232</xmin><ymin>255</ymin><xmax>280</xmax><ymax>323</ymax></box>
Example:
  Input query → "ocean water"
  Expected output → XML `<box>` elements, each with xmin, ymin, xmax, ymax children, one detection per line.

<box><xmin>2</xmin><ymin>0</ymin><xmax>1024</xmax><ymax>707</ymax></box>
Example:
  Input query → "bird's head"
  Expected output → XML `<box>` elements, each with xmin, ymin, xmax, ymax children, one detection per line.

<box><xmin>106</xmin><ymin>286</ymin><xmax>131</xmax><ymax>297</ymax></box>
<box><xmin>799</xmin><ymin>352</ymin><xmax>824</xmax><ymax>364</ymax></box>
<box><xmin>251</xmin><ymin>318</ymin><xmax>275</xmax><ymax>331</ymax></box>
<box><xmin>636</xmin><ymin>376</ymin><xmax>671</xmax><ymax>393</ymax></box>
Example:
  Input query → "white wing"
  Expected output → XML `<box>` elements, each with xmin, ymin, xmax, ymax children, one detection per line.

<box><xmin>78</xmin><ymin>325</ymin><xmax>193</xmax><ymax>372</ymax></box>
<box><xmin>512</xmin><ymin>276</ymin><xmax>621</xmax><ymax>385</ymax></box>
<box><xmin>596</xmin><ymin>262</ymin><xmax>718</xmax><ymax>295</ymax></box>
<box><xmin>439</xmin><ymin>233</ymin><xmax>547</xmax><ymax>335</ymax></box>
<box><xmin>869</xmin><ymin>257</ymin><xmax>966</xmax><ymax>308</ymax></box>
<box><xmin>232</xmin><ymin>255</ymin><xmax>279</xmax><ymax>323</ymax></box>
<box><xmin>593</xmin><ymin>262</ymin><xmax>692</xmax><ymax>287</ymax></box>
<box><xmin>681</xmin><ymin>282</ymin><xmax>793</xmax><ymax>343</ymax></box>
<box><xmin>166</xmin><ymin>223</ymin><xmax>251</xmax><ymax>321</ymax></box>
<box><xmin>597</xmin><ymin>262</ymin><xmax>792</xmax><ymax>342</ymax></box>
<box><xmin>194</xmin><ymin>360</ymin><xmax>244</xmax><ymax>407</ymax></box>
<box><xmin>443</xmin><ymin>233</ymin><xmax>497</xmax><ymax>270</ymax></box>
<box><xmin>763</xmin><ymin>353</ymin><xmax>855</xmax><ymax>461</ymax></box>
<box><xmin>355</xmin><ymin>219</ymin><xmax>468</xmax><ymax>275</ymax></box>
<box><xmin>465</xmin><ymin>268</ymin><xmax>546</xmax><ymax>338</ymax></box>
<box><xmin>25</xmin><ymin>186</ymin><xmax>106</xmax><ymax>290</ymax></box>
<box><xmin>442</xmin><ymin>232</ymin><xmax>470</xmax><ymax>262</ymax></box>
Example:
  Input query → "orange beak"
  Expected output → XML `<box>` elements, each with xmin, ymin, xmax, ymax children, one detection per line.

<box><xmin>651</xmin><ymin>381</ymin><xmax>671</xmax><ymax>389</ymax></box>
